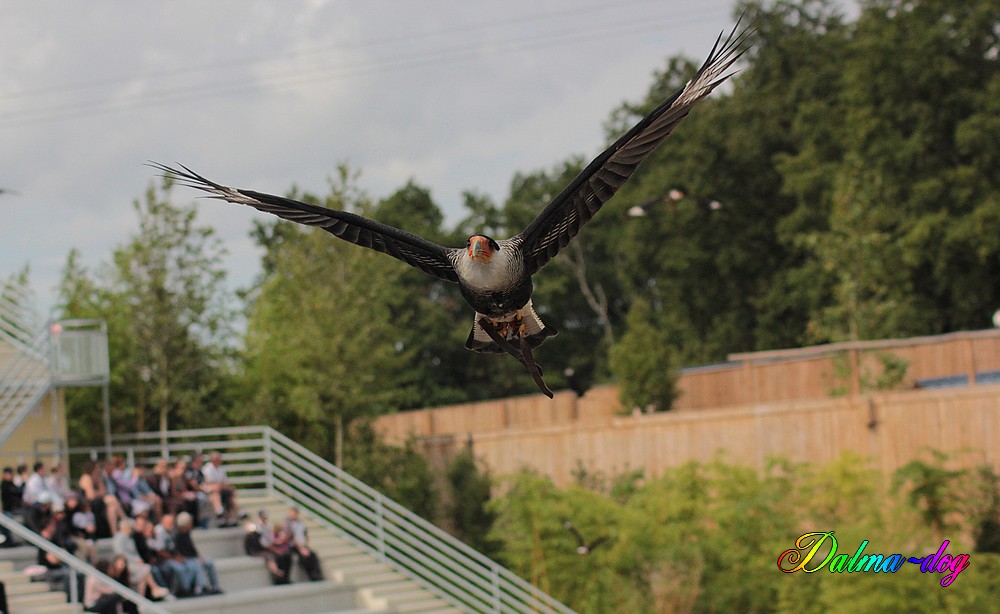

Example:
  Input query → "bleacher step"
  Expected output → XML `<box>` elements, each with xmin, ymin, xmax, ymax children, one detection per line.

<box><xmin>20</xmin><ymin>603</ymin><xmax>84</xmax><ymax>614</ymax></box>
<box><xmin>8</xmin><ymin>589</ymin><xmax>68</xmax><ymax>609</ymax></box>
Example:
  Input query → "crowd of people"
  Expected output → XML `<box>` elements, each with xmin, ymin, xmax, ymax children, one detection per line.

<box><xmin>0</xmin><ymin>452</ymin><xmax>303</xmax><ymax>609</ymax></box>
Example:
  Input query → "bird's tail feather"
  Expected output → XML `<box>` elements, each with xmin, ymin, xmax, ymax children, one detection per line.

<box><xmin>465</xmin><ymin>301</ymin><xmax>557</xmax><ymax>353</ymax></box>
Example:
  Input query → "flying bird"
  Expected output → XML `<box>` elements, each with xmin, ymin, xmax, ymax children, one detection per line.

<box><xmin>562</xmin><ymin>520</ymin><xmax>607</xmax><ymax>556</ymax></box>
<box><xmin>152</xmin><ymin>21</ymin><xmax>749</xmax><ymax>398</ymax></box>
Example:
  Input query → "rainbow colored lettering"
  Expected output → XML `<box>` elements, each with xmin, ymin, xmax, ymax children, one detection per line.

<box><xmin>777</xmin><ymin>531</ymin><xmax>971</xmax><ymax>587</ymax></box>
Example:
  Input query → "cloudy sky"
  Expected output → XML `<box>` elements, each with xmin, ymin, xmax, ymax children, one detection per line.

<box><xmin>2</xmin><ymin>0</ymin><xmax>749</xmax><ymax>316</ymax></box>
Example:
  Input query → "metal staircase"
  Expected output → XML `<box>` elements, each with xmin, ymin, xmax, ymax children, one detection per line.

<box><xmin>0</xmin><ymin>279</ymin><xmax>53</xmax><ymax>447</ymax></box>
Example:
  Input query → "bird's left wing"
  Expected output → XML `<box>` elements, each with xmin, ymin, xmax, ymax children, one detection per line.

<box><xmin>514</xmin><ymin>20</ymin><xmax>750</xmax><ymax>275</ymax></box>
<box><xmin>151</xmin><ymin>163</ymin><xmax>460</xmax><ymax>283</ymax></box>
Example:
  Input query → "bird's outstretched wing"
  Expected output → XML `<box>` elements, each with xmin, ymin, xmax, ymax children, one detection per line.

<box><xmin>151</xmin><ymin>163</ymin><xmax>460</xmax><ymax>283</ymax></box>
<box><xmin>514</xmin><ymin>19</ymin><xmax>751</xmax><ymax>275</ymax></box>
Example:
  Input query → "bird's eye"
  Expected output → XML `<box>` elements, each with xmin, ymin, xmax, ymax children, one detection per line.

<box><xmin>466</xmin><ymin>239</ymin><xmax>471</xmax><ymax>247</ymax></box>
<box><xmin>490</xmin><ymin>239</ymin><xmax>500</xmax><ymax>251</ymax></box>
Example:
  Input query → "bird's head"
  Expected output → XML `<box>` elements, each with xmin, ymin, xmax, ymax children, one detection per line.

<box><xmin>467</xmin><ymin>235</ymin><xmax>499</xmax><ymax>261</ymax></box>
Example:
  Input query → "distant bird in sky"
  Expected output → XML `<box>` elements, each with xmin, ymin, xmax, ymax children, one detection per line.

<box><xmin>0</xmin><ymin>188</ymin><xmax>19</xmax><ymax>196</ymax></box>
<box><xmin>562</xmin><ymin>520</ymin><xmax>607</xmax><ymax>556</ymax></box>
<box><xmin>153</xmin><ymin>20</ymin><xmax>749</xmax><ymax>398</ymax></box>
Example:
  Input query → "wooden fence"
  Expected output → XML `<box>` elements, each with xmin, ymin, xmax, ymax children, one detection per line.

<box><xmin>388</xmin><ymin>386</ymin><xmax>999</xmax><ymax>487</ymax></box>
<box><xmin>373</xmin><ymin>329</ymin><xmax>1000</xmax><ymax>485</ymax></box>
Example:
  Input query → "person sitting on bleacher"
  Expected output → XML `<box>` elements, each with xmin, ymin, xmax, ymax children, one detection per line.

<box><xmin>23</xmin><ymin>462</ymin><xmax>55</xmax><ymax>508</ymax></box>
<box><xmin>83</xmin><ymin>558</ymin><xmax>124</xmax><ymax>614</ymax></box>
<box><xmin>150</xmin><ymin>514</ymin><xmax>199</xmax><ymax>597</ymax></box>
<box><xmin>25</xmin><ymin>491</ymin><xmax>54</xmax><ymax>533</ymax></box>
<box><xmin>65</xmin><ymin>493</ymin><xmax>96</xmax><ymax>562</ymax></box>
<box><xmin>202</xmin><ymin>451</ymin><xmax>245</xmax><ymax>527</ymax></box>
<box><xmin>46</xmin><ymin>462</ymin><xmax>74</xmax><ymax>507</ymax></box>
<box><xmin>174</xmin><ymin>511</ymin><xmax>223</xmax><ymax>595</ymax></box>
<box><xmin>31</xmin><ymin>520</ymin><xmax>71</xmax><ymax>595</ymax></box>
<box><xmin>79</xmin><ymin>461</ymin><xmax>126</xmax><ymax>539</ymax></box>
<box><xmin>169</xmin><ymin>460</ymin><xmax>199</xmax><ymax>519</ymax></box>
<box><xmin>244</xmin><ymin>509</ymin><xmax>290</xmax><ymax>584</ymax></box>
<box><xmin>111</xmin><ymin>519</ymin><xmax>171</xmax><ymax>600</ymax></box>
<box><xmin>129</xmin><ymin>465</ymin><xmax>162</xmax><ymax>521</ymax></box>
<box><xmin>285</xmin><ymin>507</ymin><xmax>323</xmax><ymax>581</ymax></box>
<box><xmin>1</xmin><ymin>467</ymin><xmax>24</xmax><ymax>516</ymax></box>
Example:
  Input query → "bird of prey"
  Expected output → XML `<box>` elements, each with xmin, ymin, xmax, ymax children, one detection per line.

<box><xmin>562</xmin><ymin>520</ymin><xmax>607</xmax><ymax>556</ymax></box>
<box><xmin>152</xmin><ymin>21</ymin><xmax>748</xmax><ymax>398</ymax></box>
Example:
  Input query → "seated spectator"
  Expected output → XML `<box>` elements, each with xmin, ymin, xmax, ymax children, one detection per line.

<box><xmin>111</xmin><ymin>520</ymin><xmax>170</xmax><ymax>600</ymax></box>
<box><xmin>148</xmin><ymin>459</ymin><xmax>172</xmax><ymax>514</ymax></box>
<box><xmin>26</xmin><ymin>491</ymin><xmax>54</xmax><ymax>533</ymax></box>
<box><xmin>46</xmin><ymin>462</ymin><xmax>74</xmax><ymax>506</ymax></box>
<box><xmin>109</xmin><ymin>556</ymin><xmax>146</xmax><ymax>613</ymax></box>
<box><xmin>23</xmin><ymin>462</ymin><xmax>53</xmax><ymax>508</ymax></box>
<box><xmin>110</xmin><ymin>457</ymin><xmax>140</xmax><ymax>516</ymax></box>
<box><xmin>33</xmin><ymin>521</ymin><xmax>71</xmax><ymax>594</ymax></box>
<box><xmin>285</xmin><ymin>507</ymin><xmax>322</xmax><ymax>581</ymax></box>
<box><xmin>169</xmin><ymin>460</ymin><xmax>199</xmax><ymax>519</ymax></box>
<box><xmin>51</xmin><ymin>501</ymin><xmax>79</xmax><ymax>558</ymax></box>
<box><xmin>183</xmin><ymin>454</ymin><xmax>210</xmax><ymax>527</ymax></box>
<box><xmin>151</xmin><ymin>514</ymin><xmax>198</xmax><ymax>597</ymax></box>
<box><xmin>1</xmin><ymin>466</ymin><xmax>25</xmax><ymax>516</ymax></box>
<box><xmin>130</xmin><ymin>466</ymin><xmax>162</xmax><ymax>521</ymax></box>
<box><xmin>244</xmin><ymin>509</ymin><xmax>289</xmax><ymax>584</ymax></box>
<box><xmin>84</xmin><ymin>559</ymin><xmax>124</xmax><ymax>614</ymax></box>
<box><xmin>202</xmin><ymin>452</ymin><xmax>244</xmax><ymax>527</ymax></box>
<box><xmin>133</xmin><ymin>515</ymin><xmax>185</xmax><ymax>595</ymax></box>
<box><xmin>175</xmin><ymin>512</ymin><xmax>222</xmax><ymax>595</ymax></box>
<box><xmin>79</xmin><ymin>461</ymin><xmax>125</xmax><ymax>539</ymax></box>
<box><xmin>65</xmin><ymin>494</ymin><xmax>96</xmax><ymax>562</ymax></box>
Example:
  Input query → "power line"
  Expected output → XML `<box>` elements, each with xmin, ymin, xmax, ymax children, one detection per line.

<box><xmin>0</xmin><ymin>8</ymin><xmax>729</xmax><ymax>129</ymax></box>
<box><xmin>1</xmin><ymin>0</ymin><xmax>714</xmax><ymax>102</ymax></box>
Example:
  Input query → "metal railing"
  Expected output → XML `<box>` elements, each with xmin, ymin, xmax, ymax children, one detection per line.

<box><xmin>0</xmin><ymin>280</ymin><xmax>54</xmax><ymax>447</ymax></box>
<box><xmin>0</xmin><ymin>513</ymin><xmax>169</xmax><ymax>614</ymax></box>
<box><xmin>91</xmin><ymin>426</ymin><xmax>574</xmax><ymax>614</ymax></box>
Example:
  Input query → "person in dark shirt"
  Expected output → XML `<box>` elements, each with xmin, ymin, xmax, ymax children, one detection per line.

<box><xmin>35</xmin><ymin>522</ymin><xmax>71</xmax><ymax>594</ymax></box>
<box><xmin>26</xmin><ymin>492</ymin><xmax>54</xmax><ymax>534</ymax></box>
<box><xmin>174</xmin><ymin>512</ymin><xmax>221</xmax><ymax>595</ymax></box>
<box><xmin>1</xmin><ymin>467</ymin><xmax>24</xmax><ymax>515</ymax></box>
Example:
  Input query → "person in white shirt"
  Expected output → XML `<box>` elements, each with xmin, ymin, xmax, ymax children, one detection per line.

<box><xmin>23</xmin><ymin>462</ymin><xmax>52</xmax><ymax>507</ymax></box>
<box><xmin>201</xmin><ymin>452</ymin><xmax>244</xmax><ymax>527</ymax></box>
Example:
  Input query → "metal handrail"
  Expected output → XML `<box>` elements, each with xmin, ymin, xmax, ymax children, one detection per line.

<box><xmin>0</xmin><ymin>324</ymin><xmax>53</xmax><ymax>446</ymax></box>
<box><xmin>266</xmin><ymin>430</ymin><xmax>572</xmax><ymax>613</ymax></box>
<box><xmin>102</xmin><ymin>426</ymin><xmax>575</xmax><ymax>614</ymax></box>
<box><xmin>0</xmin><ymin>513</ymin><xmax>170</xmax><ymax>614</ymax></box>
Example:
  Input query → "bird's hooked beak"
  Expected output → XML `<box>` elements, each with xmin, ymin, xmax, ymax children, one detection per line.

<box><xmin>468</xmin><ymin>236</ymin><xmax>493</xmax><ymax>261</ymax></box>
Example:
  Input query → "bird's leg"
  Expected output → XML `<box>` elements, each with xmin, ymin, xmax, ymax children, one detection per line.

<box><xmin>518</xmin><ymin>333</ymin><xmax>553</xmax><ymax>399</ymax></box>
<box><xmin>513</xmin><ymin>310</ymin><xmax>553</xmax><ymax>398</ymax></box>
<box><xmin>477</xmin><ymin>318</ymin><xmax>526</xmax><ymax>365</ymax></box>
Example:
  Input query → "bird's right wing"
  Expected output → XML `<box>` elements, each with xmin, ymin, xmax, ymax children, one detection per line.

<box><xmin>514</xmin><ymin>19</ymin><xmax>750</xmax><ymax>275</ymax></box>
<box><xmin>152</xmin><ymin>163</ymin><xmax>460</xmax><ymax>283</ymax></box>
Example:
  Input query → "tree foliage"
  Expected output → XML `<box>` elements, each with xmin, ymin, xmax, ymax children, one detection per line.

<box><xmin>489</xmin><ymin>452</ymin><xmax>1000</xmax><ymax>613</ymax></box>
<box><xmin>57</xmin><ymin>181</ymin><xmax>235</xmax><ymax>444</ymax></box>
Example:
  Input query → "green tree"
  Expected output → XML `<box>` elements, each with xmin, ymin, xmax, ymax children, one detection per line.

<box><xmin>609</xmin><ymin>298</ymin><xmax>678</xmax><ymax>412</ymax></box>
<box><xmin>241</xmin><ymin>167</ymin><xmax>419</xmax><ymax>460</ymax></box>
<box><xmin>57</xmin><ymin>182</ymin><xmax>235</xmax><ymax>445</ymax></box>
<box><xmin>444</xmin><ymin>448</ymin><xmax>499</xmax><ymax>555</ymax></box>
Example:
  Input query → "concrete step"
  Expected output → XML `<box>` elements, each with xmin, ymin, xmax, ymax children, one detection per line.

<box><xmin>0</xmin><ymin>558</ymin><xmax>14</xmax><ymax>572</ymax></box>
<box><xmin>0</xmin><ymin>567</ymin><xmax>32</xmax><ymax>585</ymax></box>
<box><xmin>162</xmin><ymin>579</ymin><xmax>358</xmax><ymax>614</ymax></box>
<box><xmin>7</xmin><ymin>579</ymin><xmax>51</xmax><ymax>595</ymax></box>
<box><xmin>394</xmin><ymin>598</ymin><xmax>456</xmax><ymax>614</ymax></box>
<box><xmin>8</xmin><ymin>589</ymin><xmax>68</xmax><ymax>610</ymax></box>
<box><xmin>20</xmin><ymin>603</ymin><xmax>83</xmax><ymax>614</ymax></box>
<box><xmin>0</xmin><ymin>544</ymin><xmax>37</xmax><ymax>569</ymax></box>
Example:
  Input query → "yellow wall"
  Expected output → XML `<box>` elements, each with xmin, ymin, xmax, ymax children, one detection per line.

<box><xmin>0</xmin><ymin>336</ymin><xmax>68</xmax><ymax>468</ymax></box>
